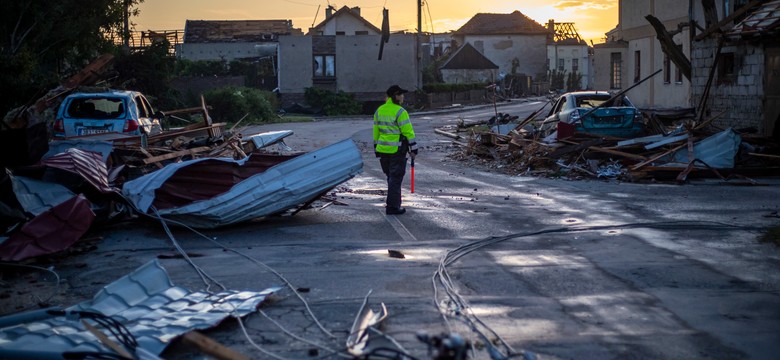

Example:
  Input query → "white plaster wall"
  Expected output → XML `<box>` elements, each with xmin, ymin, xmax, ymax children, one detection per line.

<box><xmin>318</xmin><ymin>15</ymin><xmax>380</xmax><ymax>35</ymax></box>
<box><xmin>278</xmin><ymin>36</ymin><xmax>313</xmax><ymax>93</ymax></box>
<box><xmin>335</xmin><ymin>34</ymin><xmax>417</xmax><ymax>94</ymax></box>
<box><xmin>547</xmin><ymin>44</ymin><xmax>591</xmax><ymax>89</ymax></box>
<box><xmin>463</xmin><ymin>34</ymin><xmax>548</xmax><ymax>78</ymax></box>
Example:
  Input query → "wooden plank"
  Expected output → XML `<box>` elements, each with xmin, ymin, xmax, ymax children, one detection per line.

<box><xmin>142</xmin><ymin>146</ymin><xmax>212</xmax><ymax>164</ymax></box>
<box><xmin>559</xmin><ymin>139</ymin><xmax>647</xmax><ymax>161</ymax></box>
<box><xmin>138</xmin><ymin>147</ymin><xmax>164</xmax><ymax>169</ymax></box>
<box><xmin>81</xmin><ymin>320</ymin><xmax>133</xmax><ymax>359</ymax></box>
<box><xmin>694</xmin><ymin>0</ymin><xmax>765</xmax><ymax>40</ymax></box>
<box><xmin>182</xmin><ymin>331</ymin><xmax>250</xmax><ymax>360</ymax></box>
<box><xmin>630</xmin><ymin>143</ymin><xmax>688</xmax><ymax>170</ymax></box>
<box><xmin>749</xmin><ymin>152</ymin><xmax>780</xmax><ymax>160</ymax></box>
<box><xmin>434</xmin><ymin>128</ymin><xmax>462</xmax><ymax>140</ymax></box>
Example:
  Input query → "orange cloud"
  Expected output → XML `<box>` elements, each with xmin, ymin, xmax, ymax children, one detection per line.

<box><xmin>553</xmin><ymin>0</ymin><xmax>616</xmax><ymax>11</ymax></box>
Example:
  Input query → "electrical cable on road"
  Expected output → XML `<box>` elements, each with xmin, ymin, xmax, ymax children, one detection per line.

<box><xmin>433</xmin><ymin>220</ymin><xmax>758</xmax><ymax>360</ymax></box>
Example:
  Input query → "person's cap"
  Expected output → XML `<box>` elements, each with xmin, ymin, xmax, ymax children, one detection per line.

<box><xmin>386</xmin><ymin>85</ymin><xmax>409</xmax><ymax>97</ymax></box>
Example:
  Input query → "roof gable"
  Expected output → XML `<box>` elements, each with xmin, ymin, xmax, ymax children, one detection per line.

<box><xmin>184</xmin><ymin>20</ymin><xmax>303</xmax><ymax>43</ymax></box>
<box><xmin>455</xmin><ymin>11</ymin><xmax>549</xmax><ymax>36</ymax></box>
<box><xmin>440</xmin><ymin>43</ymin><xmax>499</xmax><ymax>70</ymax></box>
<box><xmin>310</xmin><ymin>6</ymin><xmax>381</xmax><ymax>34</ymax></box>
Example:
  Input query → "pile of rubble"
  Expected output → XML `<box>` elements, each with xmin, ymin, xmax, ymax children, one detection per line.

<box><xmin>0</xmin><ymin>56</ymin><xmax>364</xmax><ymax>263</ymax></box>
<box><xmin>438</xmin><ymin>108</ymin><xmax>780</xmax><ymax>183</ymax></box>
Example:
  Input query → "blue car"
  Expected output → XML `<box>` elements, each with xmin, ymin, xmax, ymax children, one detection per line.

<box><xmin>53</xmin><ymin>90</ymin><xmax>163</xmax><ymax>138</ymax></box>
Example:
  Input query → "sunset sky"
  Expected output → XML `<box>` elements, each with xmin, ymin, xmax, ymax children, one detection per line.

<box><xmin>135</xmin><ymin>0</ymin><xmax>618</xmax><ymax>44</ymax></box>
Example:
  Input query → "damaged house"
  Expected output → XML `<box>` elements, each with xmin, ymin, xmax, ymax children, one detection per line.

<box><xmin>546</xmin><ymin>21</ymin><xmax>593</xmax><ymax>90</ymax></box>
<box><xmin>592</xmin><ymin>0</ymin><xmax>779</xmax><ymax>138</ymax></box>
<box><xmin>451</xmin><ymin>11</ymin><xmax>549</xmax><ymax>83</ymax></box>
<box><xmin>277</xmin><ymin>6</ymin><xmax>418</xmax><ymax>108</ymax></box>
<box><xmin>592</xmin><ymin>0</ymin><xmax>692</xmax><ymax>108</ymax></box>
<box><xmin>691</xmin><ymin>0</ymin><xmax>780</xmax><ymax>137</ymax></box>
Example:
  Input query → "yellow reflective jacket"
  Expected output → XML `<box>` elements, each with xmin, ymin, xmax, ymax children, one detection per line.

<box><xmin>373</xmin><ymin>98</ymin><xmax>417</xmax><ymax>155</ymax></box>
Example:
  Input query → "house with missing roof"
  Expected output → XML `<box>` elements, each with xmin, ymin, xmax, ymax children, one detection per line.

<box><xmin>546</xmin><ymin>21</ymin><xmax>592</xmax><ymax>91</ymax></box>
<box><xmin>277</xmin><ymin>6</ymin><xmax>418</xmax><ymax>109</ymax></box>
<box><xmin>178</xmin><ymin>20</ymin><xmax>303</xmax><ymax>62</ymax></box>
<box><xmin>451</xmin><ymin>11</ymin><xmax>549</xmax><ymax>82</ymax></box>
<box><xmin>593</xmin><ymin>0</ymin><xmax>779</xmax><ymax>137</ymax></box>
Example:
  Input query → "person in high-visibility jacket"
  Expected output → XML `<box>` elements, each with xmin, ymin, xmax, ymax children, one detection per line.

<box><xmin>374</xmin><ymin>85</ymin><xmax>418</xmax><ymax>215</ymax></box>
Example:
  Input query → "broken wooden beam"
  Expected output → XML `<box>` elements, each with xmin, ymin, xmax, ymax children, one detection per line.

<box><xmin>142</xmin><ymin>146</ymin><xmax>212</xmax><ymax>164</ymax></box>
<box><xmin>434</xmin><ymin>128</ymin><xmax>462</xmax><ymax>140</ymax></box>
<box><xmin>559</xmin><ymin>139</ymin><xmax>648</xmax><ymax>161</ymax></box>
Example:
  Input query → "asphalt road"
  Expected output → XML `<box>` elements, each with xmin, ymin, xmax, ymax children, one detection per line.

<box><xmin>5</xmin><ymin>99</ymin><xmax>780</xmax><ymax>360</ymax></box>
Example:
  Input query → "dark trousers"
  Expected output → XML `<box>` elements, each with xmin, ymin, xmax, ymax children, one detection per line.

<box><xmin>379</xmin><ymin>155</ymin><xmax>407</xmax><ymax>209</ymax></box>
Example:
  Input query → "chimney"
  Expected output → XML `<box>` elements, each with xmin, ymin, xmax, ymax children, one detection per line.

<box><xmin>326</xmin><ymin>5</ymin><xmax>334</xmax><ymax>18</ymax></box>
<box><xmin>352</xmin><ymin>7</ymin><xmax>360</xmax><ymax>16</ymax></box>
<box><xmin>548</xmin><ymin>19</ymin><xmax>554</xmax><ymax>32</ymax></box>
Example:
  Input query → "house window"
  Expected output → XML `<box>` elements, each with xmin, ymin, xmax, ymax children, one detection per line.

<box><xmin>313</xmin><ymin>55</ymin><xmax>335</xmax><ymax>77</ymax></box>
<box><xmin>572</xmin><ymin>58</ymin><xmax>579</xmax><ymax>73</ymax></box>
<box><xmin>634</xmin><ymin>50</ymin><xmax>641</xmax><ymax>83</ymax></box>
<box><xmin>675</xmin><ymin>45</ymin><xmax>683</xmax><ymax>83</ymax></box>
<box><xmin>610</xmin><ymin>52</ymin><xmax>622</xmax><ymax>89</ymax></box>
<box><xmin>355</xmin><ymin>31</ymin><xmax>368</xmax><ymax>35</ymax></box>
<box><xmin>558</xmin><ymin>58</ymin><xmax>564</xmax><ymax>72</ymax></box>
<box><xmin>663</xmin><ymin>54</ymin><xmax>671</xmax><ymax>84</ymax></box>
<box><xmin>336</xmin><ymin>31</ymin><xmax>346</xmax><ymax>36</ymax></box>
<box><xmin>717</xmin><ymin>52</ymin><xmax>736</xmax><ymax>85</ymax></box>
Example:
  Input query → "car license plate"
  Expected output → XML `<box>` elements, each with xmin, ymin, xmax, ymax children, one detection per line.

<box><xmin>78</xmin><ymin>128</ymin><xmax>110</xmax><ymax>136</ymax></box>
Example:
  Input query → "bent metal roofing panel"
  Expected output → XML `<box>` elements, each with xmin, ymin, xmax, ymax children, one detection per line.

<box><xmin>0</xmin><ymin>260</ymin><xmax>280</xmax><ymax>357</ymax></box>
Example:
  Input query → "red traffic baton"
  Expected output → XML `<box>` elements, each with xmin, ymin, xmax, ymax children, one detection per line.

<box><xmin>410</xmin><ymin>158</ymin><xmax>415</xmax><ymax>193</ymax></box>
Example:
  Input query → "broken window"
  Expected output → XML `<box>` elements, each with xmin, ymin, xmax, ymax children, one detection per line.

<box><xmin>634</xmin><ymin>50</ymin><xmax>641</xmax><ymax>83</ymax></box>
<box><xmin>664</xmin><ymin>54</ymin><xmax>671</xmax><ymax>84</ymax></box>
<box><xmin>610</xmin><ymin>52</ymin><xmax>622</xmax><ymax>90</ymax></box>
<box><xmin>572</xmin><ymin>58</ymin><xmax>579</xmax><ymax>73</ymax></box>
<box><xmin>313</xmin><ymin>55</ymin><xmax>335</xmax><ymax>77</ymax></box>
<box><xmin>717</xmin><ymin>52</ymin><xmax>736</xmax><ymax>85</ymax></box>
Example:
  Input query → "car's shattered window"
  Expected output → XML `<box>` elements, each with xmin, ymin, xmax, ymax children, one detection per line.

<box><xmin>66</xmin><ymin>98</ymin><xmax>125</xmax><ymax>119</ymax></box>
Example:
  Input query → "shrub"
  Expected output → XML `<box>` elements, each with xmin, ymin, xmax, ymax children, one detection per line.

<box><xmin>203</xmin><ymin>86</ymin><xmax>278</xmax><ymax>123</ymax></box>
<box><xmin>304</xmin><ymin>87</ymin><xmax>362</xmax><ymax>116</ymax></box>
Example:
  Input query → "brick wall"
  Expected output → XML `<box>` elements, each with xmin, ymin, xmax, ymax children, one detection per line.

<box><xmin>691</xmin><ymin>38</ymin><xmax>764</xmax><ymax>132</ymax></box>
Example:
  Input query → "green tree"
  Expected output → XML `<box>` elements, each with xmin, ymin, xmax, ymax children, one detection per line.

<box><xmin>0</xmin><ymin>0</ymin><xmax>143</xmax><ymax>115</ymax></box>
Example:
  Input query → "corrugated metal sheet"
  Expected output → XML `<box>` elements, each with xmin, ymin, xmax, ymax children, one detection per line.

<box><xmin>0</xmin><ymin>194</ymin><xmax>94</xmax><ymax>261</ymax></box>
<box><xmin>44</xmin><ymin>140</ymin><xmax>114</xmax><ymax>163</ymax></box>
<box><xmin>248</xmin><ymin>130</ymin><xmax>293</xmax><ymax>148</ymax></box>
<box><xmin>10</xmin><ymin>175</ymin><xmax>75</xmax><ymax>216</ymax></box>
<box><xmin>40</xmin><ymin>148</ymin><xmax>113</xmax><ymax>193</ymax></box>
<box><xmin>123</xmin><ymin>139</ymin><xmax>364</xmax><ymax>228</ymax></box>
<box><xmin>664</xmin><ymin>128</ymin><xmax>741</xmax><ymax>168</ymax></box>
<box><xmin>0</xmin><ymin>260</ymin><xmax>280</xmax><ymax>357</ymax></box>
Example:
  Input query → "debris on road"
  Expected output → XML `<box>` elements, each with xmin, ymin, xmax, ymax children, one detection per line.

<box><xmin>438</xmin><ymin>95</ymin><xmax>780</xmax><ymax>183</ymax></box>
<box><xmin>0</xmin><ymin>259</ymin><xmax>280</xmax><ymax>359</ymax></box>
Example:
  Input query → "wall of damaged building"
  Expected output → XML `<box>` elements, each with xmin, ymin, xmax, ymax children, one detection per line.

<box><xmin>441</xmin><ymin>69</ymin><xmax>497</xmax><ymax>84</ymax></box>
<box><xmin>691</xmin><ymin>38</ymin><xmax>765</xmax><ymax>133</ymax></box>
<box><xmin>177</xmin><ymin>43</ymin><xmax>278</xmax><ymax>61</ymax></box>
<box><xmin>547</xmin><ymin>44</ymin><xmax>591</xmax><ymax>90</ymax></box>
<box><xmin>461</xmin><ymin>34</ymin><xmax>547</xmax><ymax>78</ymax></box>
<box><xmin>592</xmin><ymin>42</ymin><xmax>628</xmax><ymax>91</ymax></box>
<box><xmin>334</xmin><ymin>34</ymin><xmax>417</xmax><ymax>98</ymax></box>
<box><xmin>278</xmin><ymin>35</ymin><xmax>314</xmax><ymax>94</ymax></box>
<box><xmin>312</xmin><ymin>12</ymin><xmax>380</xmax><ymax>35</ymax></box>
<box><xmin>277</xmin><ymin>34</ymin><xmax>416</xmax><ymax>107</ymax></box>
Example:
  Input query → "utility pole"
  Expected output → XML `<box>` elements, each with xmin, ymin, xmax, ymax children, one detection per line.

<box><xmin>123</xmin><ymin>0</ymin><xmax>130</xmax><ymax>50</ymax></box>
<box><xmin>417</xmin><ymin>0</ymin><xmax>423</xmax><ymax>89</ymax></box>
